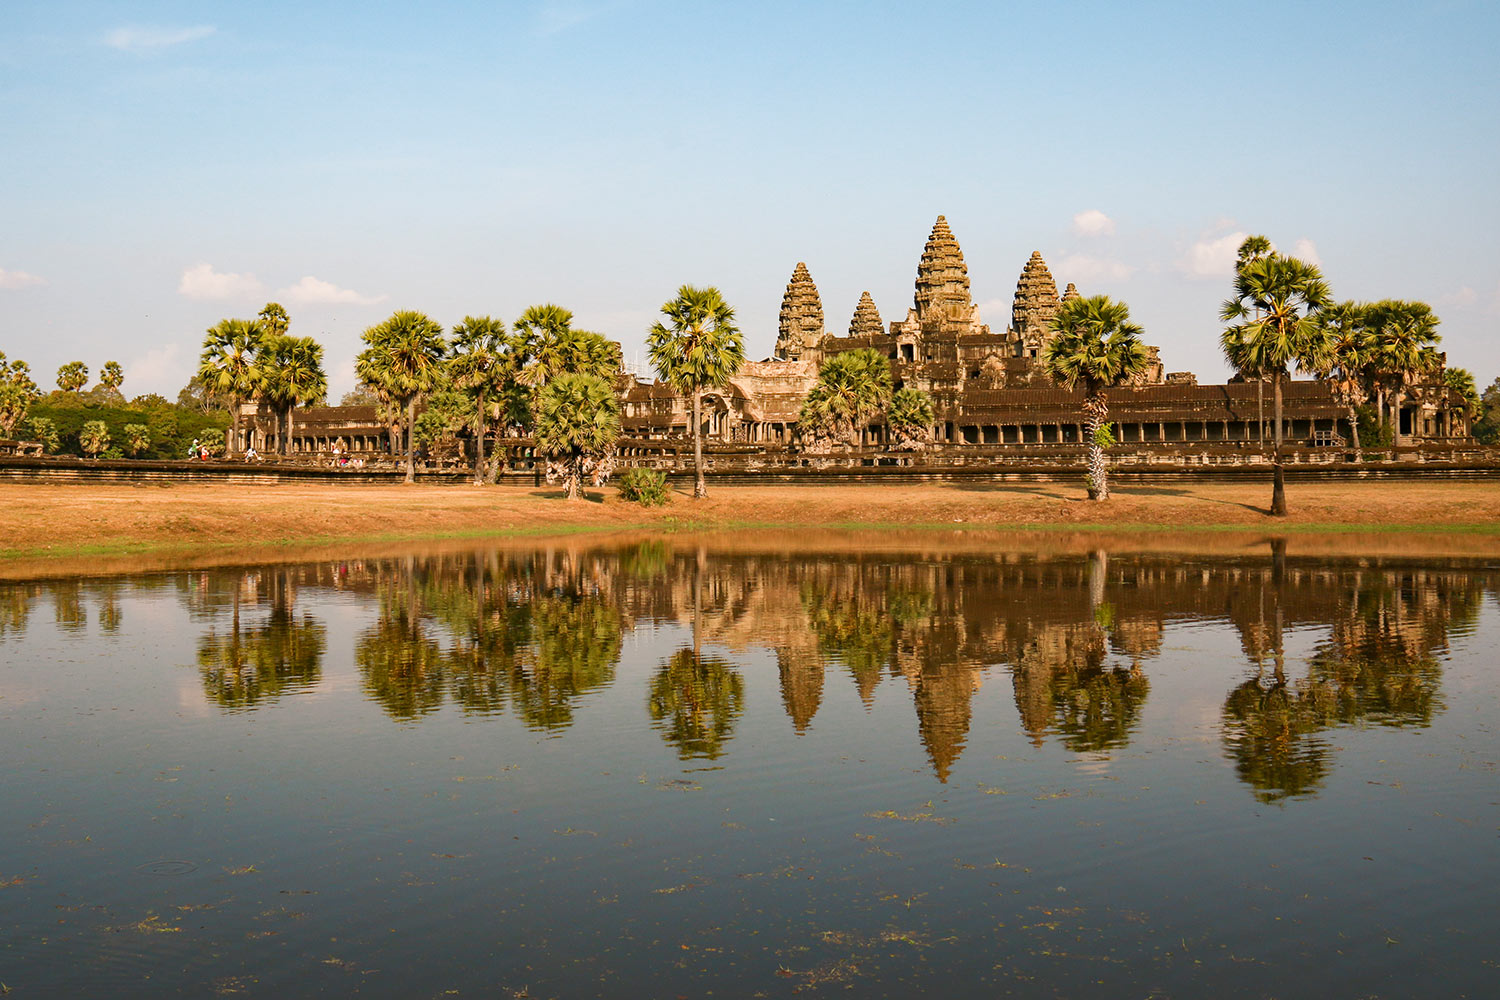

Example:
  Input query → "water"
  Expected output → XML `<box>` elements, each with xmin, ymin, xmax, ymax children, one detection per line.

<box><xmin>1</xmin><ymin>539</ymin><xmax>1497</xmax><ymax>998</ymax></box>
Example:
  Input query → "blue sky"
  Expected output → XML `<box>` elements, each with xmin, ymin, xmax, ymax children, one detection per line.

<box><xmin>3</xmin><ymin>0</ymin><xmax>1498</xmax><ymax>400</ymax></box>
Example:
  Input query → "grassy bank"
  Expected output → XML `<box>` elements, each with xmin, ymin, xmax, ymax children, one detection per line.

<box><xmin>4</xmin><ymin>480</ymin><xmax>1500</xmax><ymax>576</ymax></box>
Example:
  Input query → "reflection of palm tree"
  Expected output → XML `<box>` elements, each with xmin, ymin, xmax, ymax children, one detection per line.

<box><xmin>508</xmin><ymin>595</ymin><xmax>621</xmax><ymax>731</ymax></box>
<box><xmin>355</xmin><ymin>585</ymin><xmax>446</xmax><ymax>720</ymax></box>
<box><xmin>0</xmin><ymin>584</ymin><xmax>36</xmax><ymax>637</ymax></box>
<box><xmin>647</xmin><ymin>648</ymin><xmax>745</xmax><ymax>760</ymax></box>
<box><xmin>198</xmin><ymin>605</ymin><xmax>326</xmax><ymax>711</ymax></box>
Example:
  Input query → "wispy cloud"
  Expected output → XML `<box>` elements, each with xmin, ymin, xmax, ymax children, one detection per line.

<box><xmin>105</xmin><ymin>25</ymin><xmax>216</xmax><ymax>53</ymax></box>
<box><xmin>1071</xmin><ymin>209</ymin><xmax>1116</xmax><ymax>238</ymax></box>
<box><xmin>125</xmin><ymin>343</ymin><xmax>185</xmax><ymax>390</ymax></box>
<box><xmin>1291</xmin><ymin>238</ymin><xmax>1321</xmax><ymax>267</ymax></box>
<box><xmin>0</xmin><ymin>267</ymin><xmax>46</xmax><ymax>290</ymax></box>
<box><xmin>1177</xmin><ymin>229</ymin><xmax>1247</xmax><ymax>279</ymax></box>
<box><xmin>1056</xmin><ymin>253</ymin><xmax>1134</xmax><ymax>282</ymax></box>
<box><xmin>534</xmin><ymin>1</ymin><xmax>615</xmax><ymax>36</ymax></box>
<box><xmin>179</xmin><ymin>263</ymin><xmax>264</xmax><ymax>300</ymax></box>
<box><xmin>278</xmin><ymin>276</ymin><xmax>387</xmax><ymax>307</ymax></box>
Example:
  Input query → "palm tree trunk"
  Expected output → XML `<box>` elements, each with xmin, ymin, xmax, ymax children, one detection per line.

<box><xmin>692</xmin><ymin>386</ymin><xmax>706</xmax><ymax>498</ymax></box>
<box><xmin>473</xmin><ymin>394</ymin><xmax>486</xmax><ymax>486</ymax></box>
<box><xmin>567</xmin><ymin>451</ymin><xmax>581</xmax><ymax>500</ymax></box>
<box><xmin>1082</xmin><ymin>391</ymin><xmax>1108</xmax><ymax>500</ymax></box>
<box><xmin>228</xmin><ymin>401</ymin><xmax>240</xmax><ymax>459</ymax></box>
<box><xmin>1257</xmin><ymin>377</ymin><xmax>1265</xmax><ymax>448</ymax></box>
<box><xmin>283</xmin><ymin>404</ymin><xmax>293</xmax><ymax>457</ymax></box>
<box><xmin>404</xmin><ymin>397</ymin><xmax>416</xmax><ymax>484</ymax></box>
<box><xmin>1347</xmin><ymin>403</ymin><xmax>1362</xmax><ymax>463</ymax></box>
<box><xmin>1392</xmin><ymin>387</ymin><xmax>1406</xmax><ymax>447</ymax></box>
<box><xmin>1270</xmin><ymin>371</ymin><xmax>1287</xmax><ymax>516</ymax></box>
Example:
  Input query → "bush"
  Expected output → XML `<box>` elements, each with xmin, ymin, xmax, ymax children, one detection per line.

<box><xmin>617</xmin><ymin>467</ymin><xmax>671</xmax><ymax>506</ymax></box>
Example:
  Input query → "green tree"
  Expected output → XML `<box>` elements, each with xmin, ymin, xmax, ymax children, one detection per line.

<box><xmin>449</xmin><ymin>315</ymin><xmax>509</xmax><ymax>484</ymax></box>
<box><xmin>259</xmin><ymin>335</ymin><xmax>328</xmax><ymax>456</ymax></box>
<box><xmin>1043</xmin><ymin>294</ymin><xmax>1150</xmax><ymax>500</ymax></box>
<box><xmin>1473</xmin><ymin>377</ymin><xmax>1500</xmax><ymax>444</ymax></box>
<box><xmin>98</xmin><ymin>360</ymin><xmax>124</xmax><ymax>394</ymax></box>
<box><xmin>177</xmin><ymin>373</ymin><xmax>224</xmax><ymax>413</ymax></box>
<box><xmin>123</xmin><ymin>423</ymin><xmax>151</xmax><ymax>457</ymax></box>
<box><xmin>1312</xmin><ymin>301</ymin><xmax>1374</xmax><ymax>460</ymax></box>
<box><xmin>197</xmin><ymin>318</ymin><xmax>266</xmax><ymax>458</ymax></box>
<box><xmin>355</xmin><ymin>310</ymin><xmax>448</xmax><ymax>483</ymax></box>
<box><xmin>534</xmin><ymin>372</ymin><xmax>620</xmax><ymax>500</ymax></box>
<box><xmin>0</xmin><ymin>352</ymin><xmax>41</xmax><ymax>438</ymax></box>
<box><xmin>257</xmin><ymin>302</ymin><xmax>290</xmax><ymax>339</ymax></box>
<box><xmin>27</xmin><ymin>415</ymin><xmax>59</xmax><ymax>452</ymax></box>
<box><xmin>799</xmin><ymin>347</ymin><xmax>893</xmax><ymax>452</ymax></box>
<box><xmin>56</xmin><ymin>361</ymin><xmax>88</xmax><ymax>393</ymax></box>
<box><xmin>647</xmin><ymin>285</ymin><xmax>744</xmax><ymax>498</ymax></box>
<box><xmin>886</xmin><ymin>386</ymin><xmax>936</xmax><ymax>451</ymax></box>
<box><xmin>1364</xmin><ymin>299</ymin><xmax>1441</xmax><ymax>445</ymax></box>
<box><xmin>1220</xmin><ymin>242</ymin><xmax>1332</xmax><ymax>516</ymax></box>
<box><xmin>79</xmin><ymin>419</ymin><xmax>110</xmax><ymax>457</ymax></box>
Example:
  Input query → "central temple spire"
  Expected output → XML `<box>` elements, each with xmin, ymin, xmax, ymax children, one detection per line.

<box><xmin>775</xmin><ymin>261</ymin><xmax>825</xmax><ymax>362</ymax></box>
<box><xmin>913</xmin><ymin>215</ymin><xmax>973</xmax><ymax>324</ymax></box>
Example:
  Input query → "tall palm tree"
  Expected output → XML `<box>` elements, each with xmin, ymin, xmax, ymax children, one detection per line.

<box><xmin>533</xmin><ymin>372</ymin><xmax>620</xmax><ymax>500</ymax></box>
<box><xmin>886</xmin><ymin>386</ymin><xmax>936</xmax><ymax>450</ymax></box>
<box><xmin>449</xmin><ymin>315</ymin><xmax>509</xmax><ymax>485</ymax></box>
<box><xmin>98</xmin><ymin>360</ymin><xmax>124</xmax><ymax>395</ymax></box>
<box><xmin>1313</xmin><ymin>301</ymin><xmax>1373</xmax><ymax>461</ymax></box>
<box><xmin>1220</xmin><ymin>251</ymin><xmax>1332</xmax><ymax>516</ymax></box>
<box><xmin>55</xmin><ymin>361</ymin><xmax>88</xmax><ymax>393</ymax></box>
<box><xmin>647</xmin><ymin>285</ymin><xmax>744</xmax><ymax>498</ymax></box>
<box><xmin>258</xmin><ymin>302</ymin><xmax>290</xmax><ymax>339</ymax></box>
<box><xmin>259</xmin><ymin>335</ymin><xmax>328</xmax><ymax>456</ymax></box>
<box><xmin>1236</xmin><ymin>236</ymin><xmax>1275</xmax><ymax>443</ymax></box>
<box><xmin>355</xmin><ymin>310</ymin><xmax>448</xmax><ymax>483</ymax></box>
<box><xmin>1364</xmin><ymin>299</ymin><xmax>1441</xmax><ymax>446</ymax></box>
<box><xmin>1042</xmin><ymin>294</ymin><xmax>1150</xmax><ymax>500</ymax></box>
<box><xmin>197</xmin><ymin>318</ymin><xmax>266</xmax><ymax>458</ymax></box>
<box><xmin>798</xmin><ymin>348</ymin><xmax>893</xmax><ymax>451</ymax></box>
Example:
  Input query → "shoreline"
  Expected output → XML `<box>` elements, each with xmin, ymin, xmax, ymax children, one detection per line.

<box><xmin>4</xmin><ymin>480</ymin><xmax>1500</xmax><ymax>578</ymax></box>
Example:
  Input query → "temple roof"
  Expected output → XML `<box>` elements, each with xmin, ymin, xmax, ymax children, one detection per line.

<box><xmin>913</xmin><ymin>215</ymin><xmax>972</xmax><ymax>324</ymax></box>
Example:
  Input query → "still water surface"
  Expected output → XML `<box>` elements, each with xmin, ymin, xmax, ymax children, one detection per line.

<box><xmin>1</xmin><ymin>540</ymin><xmax>1497</xmax><ymax>997</ymax></box>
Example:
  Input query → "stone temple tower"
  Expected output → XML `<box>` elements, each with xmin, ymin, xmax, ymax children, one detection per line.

<box><xmin>1011</xmin><ymin>251</ymin><xmax>1063</xmax><ymax>357</ymax></box>
<box><xmin>847</xmin><ymin>291</ymin><xmax>883</xmax><ymax>338</ymax></box>
<box><xmin>913</xmin><ymin>215</ymin><xmax>975</xmax><ymax>326</ymax></box>
<box><xmin>774</xmin><ymin>261</ymin><xmax>825</xmax><ymax>362</ymax></box>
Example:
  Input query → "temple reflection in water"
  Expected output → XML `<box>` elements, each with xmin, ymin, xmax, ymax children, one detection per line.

<box><xmin>3</xmin><ymin>542</ymin><xmax>1489</xmax><ymax>799</ymax></box>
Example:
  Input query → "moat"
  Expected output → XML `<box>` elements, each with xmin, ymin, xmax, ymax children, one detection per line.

<box><xmin>2</xmin><ymin>540</ymin><xmax>1496</xmax><ymax>997</ymax></box>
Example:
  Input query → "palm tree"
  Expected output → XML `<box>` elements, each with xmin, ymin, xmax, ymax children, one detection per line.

<box><xmin>123</xmin><ymin>423</ymin><xmax>151</xmax><ymax>457</ymax></box>
<box><xmin>98</xmin><ymin>360</ymin><xmax>124</xmax><ymax>395</ymax></box>
<box><xmin>886</xmin><ymin>386</ymin><xmax>936</xmax><ymax>451</ymax></box>
<box><xmin>449</xmin><ymin>315</ymin><xmax>509</xmax><ymax>485</ymax></box>
<box><xmin>0</xmin><ymin>352</ymin><xmax>41</xmax><ymax>438</ymax></box>
<box><xmin>1235</xmin><ymin>236</ymin><xmax>1275</xmax><ymax>444</ymax></box>
<box><xmin>355</xmin><ymin>310</ymin><xmax>448</xmax><ymax>483</ymax></box>
<box><xmin>1313</xmin><ymin>301</ymin><xmax>1374</xmax><ymax>461</ymax></box>
<box><xmin>79</xmin><ymin>419</ymin><xmax>110</xmax><ymax>458</ymax></box>
<box><xmin>647</xmin><ymin>285</ymin><xmax>744</xmax><ymax>498</ymax></box>
<box><xmin>1364</xmin><ymin>299</ymin><xmax>1441</xmax><ymax>446</ymax></box>
<box><xmin>1220</xmin><ymin>250</ymin><xmax>1332</xmax><ymax>516</ymax></box>
<box><xmin>258</xmin><ymin>302</ymin><xmax>290</xmax><ymax>339</ymax></box>
<box><xmin>533</xmin><ymin>372</ymin><xmax>620</xmax><ymax>500</ymax></box>
<box><xmin>56</xmin><ymin>361</ymin><xmax>88</xmax><ymax>393</ymax></box>
<box><xmin>197</xmin><ymin>318</ymin><xmax>266</xmax><ymax>458</ymax></box>
<box><xmin>259</xmin><ymin>335</ymin><xmax>328</xmax><ymax>456</ymax></box>
<box><xmin>798</xmin><ymin>348</ymin><xmax>893</xmax><ymax>450</ymax></box>
<box><xmin>1042</xmin><ymin>294</ymin><xmax>1150</xmax><ymax>500</ymax></box>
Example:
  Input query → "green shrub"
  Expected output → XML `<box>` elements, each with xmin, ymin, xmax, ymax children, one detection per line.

<box><xmin>617</xmin><ymin>467</ymin><xmax>671</xmax><ymax>506</ymax></box>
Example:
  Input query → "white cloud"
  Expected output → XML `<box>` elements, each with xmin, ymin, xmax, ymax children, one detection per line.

<box><xmin>975</xmin><ymin>298</ymin><xmax>1010</xmax><ymax>324</ymax></box>
<box><xmin>1072</xmin><ymin>209</ymin><xmax>1116</xmax><ymax>237</ymax></box>
<box><xmin>1177</xmin><ymin>230</ymin><xmax>1248</xmax><ymax>279</ymax></box>
<box><xmin>1439</xmin><ymin>286</ymin><xmax>1478</xmax><ymax>309</ymax></box>
<box><xmin>1056</xmin><ymin>253</ymin><xmax>1134</xmax><ymax>282</ymax></box>
<box><xmin>105</xmin><ymin>25</ymin><xmax>216</xmax><ymax>52</ymax></box>
<box><xmin>0</xmin><ymin>267</ymin><xmax>46</xmax><ymax>289</ymax></box>
<box><xmin>1292</xmin><ymin>238</ymin><xmax>1322</xmax><ymax>267</ymax></box>
<box><xmin>278</xmin><ymin>276</ymin><xmax>387</xmax><ymax>306</ymax></box>
<box><xmin>178</xmin><ymin>263</ymin><xmax>264</xmax><ymax>300</ymax></box>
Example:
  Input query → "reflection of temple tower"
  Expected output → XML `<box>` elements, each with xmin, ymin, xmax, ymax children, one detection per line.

<box><xmin>774</xmin><ymin>262</ymin><xmax>825</xmax><ymax>363</ymax></box>
<box><xmin>777</xmin><ymin>650</ymin><xmax>825</xmax><ymax>734</ymax></box>
<box><xmin>913</xmin><ymin>663</ymin><xmax>981</xmax><ymax>783</ymax></box>
<box><xmin>1010</xmin><ymin>624</ymin><xmax>1106</xmax><ymax>748</ymax></box>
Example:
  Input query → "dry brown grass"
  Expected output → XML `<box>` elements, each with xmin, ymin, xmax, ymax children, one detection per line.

<box><xmin>2</xmin><ymin>478</ymin><xmax>1499</xmax><ymax>577</ymax></box>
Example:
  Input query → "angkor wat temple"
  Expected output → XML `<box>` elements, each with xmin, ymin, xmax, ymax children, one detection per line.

<box><xmin>252</xmin><ymin>215</ymin><xmax>1473</xmax><ymax>465</ymax></box>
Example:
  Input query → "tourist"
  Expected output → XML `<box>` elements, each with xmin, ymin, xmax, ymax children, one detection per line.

<box><xmin>189</xmin><ymin>438</ymin><xmax>199</xmax><ymax>460</ymax></box>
